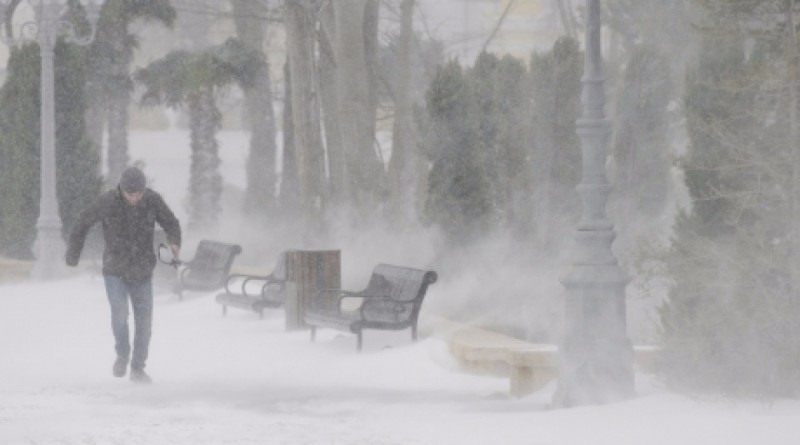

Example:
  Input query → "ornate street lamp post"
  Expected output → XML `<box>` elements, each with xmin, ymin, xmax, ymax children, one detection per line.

<box><xmin>552</xmin><ymin>0</ymin><xmax>635</xmax><ymax>407</ymax></box>
<box><xmin>0</xmin><ymin>0</ymin><xmax>104</xmax><ymax>280</ymax></box>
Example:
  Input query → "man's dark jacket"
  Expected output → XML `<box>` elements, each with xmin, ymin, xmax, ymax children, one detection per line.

<box><xmin>66</xmin><ymin>188</ymin><xmax>181</xmax><ymax>283</ymax></box>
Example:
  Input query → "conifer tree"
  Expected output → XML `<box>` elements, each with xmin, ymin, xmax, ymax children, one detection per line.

<box><xmin>0</xmin><ymin>44</ymin><xmax>41</xmax><ymax>259</ymax></box>
<box><xmin>232</xmin><ymin>0</ymin><xmax>279</xmax><ymax>221</ymax></box>
<box><xmin>421</xmin><ymin>50</ymin><xmax>537</xmax><ymax>244</ymax></box>
<box><xmin>528</xmin><ymin>37</ymin><xmax>583</xmax><ymax>249</ymax></box>
<box><xmin>487</xmin><ymin>55</ymin><xmax>533</xmax><ymax>237</ymax></box>
<box><xmin>458</xmin><ymin>52</ymin><xmax>533</xmax><ymax>236</ymax></box>
<box><xmin>422</xmin><ymin>60</ymin><xmax>493</xmax><ymax>244</ymax></box>
<box><xmin>659</xmin><ymin>1</ymin><xmax>800</xmax><ymax>397</ymax></box>
<box><xmin>0</xmin><ymin>42</ymin><xmax>101</xmax><ymax>259</ymax></box>
<box><xmin>55</xmin><ymin>41</ymin><xmax>103</xmax><ymax>242</ymax></box>
<box><xmin>609</xmin><ymin>45</ymin><xmax>674</xmax><ymax>247</ymax></box>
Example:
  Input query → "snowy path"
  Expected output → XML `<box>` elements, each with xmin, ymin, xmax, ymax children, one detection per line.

<box><xmin>2</xmin><ymin>275</ymin><xmax>799</xmax><ymax>444</ymax></box>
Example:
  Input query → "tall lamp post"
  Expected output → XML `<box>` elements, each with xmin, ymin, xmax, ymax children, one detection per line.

<box><xmin>0</xmin><ymin>0</ymin><xmax>104</xmax><ymax>280</ymax></box>
<box><xmin>552</xmin><ymin>0</ymin><xmax>635</xmax><ymax>407</ymax></box>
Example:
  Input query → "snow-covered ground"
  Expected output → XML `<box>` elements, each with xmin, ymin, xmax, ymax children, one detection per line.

<box><xmin>2</xmin><ymin>276</ymin><xmax>800</xmax><ymax>445</ymax></box>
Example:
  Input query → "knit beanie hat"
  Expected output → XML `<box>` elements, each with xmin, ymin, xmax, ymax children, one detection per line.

<box><xmin>119</xmin><ymin>166</ymin><xmax>146</xmax><ymax>193</ymax></box>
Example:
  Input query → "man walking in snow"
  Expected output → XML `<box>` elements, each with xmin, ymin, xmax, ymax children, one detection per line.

<box><xmin>66</xmin><ymin>166</ymin><xmax>181</xmax><ymax>384</ymax></box>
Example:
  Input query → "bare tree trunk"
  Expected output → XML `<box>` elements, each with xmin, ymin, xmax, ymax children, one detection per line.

<box><xmin>788</xmin><ymin>0</ymin><xmax>800</xmax><ymax>298</ymax></box>
<box><xmin>364</xmin><ymin>0</ymin><xmax>380</xmax><ymax>150</ymax></box>
<box><xmin>388</xmin><ymin>0</ymin><xmax>415</xmax><ymax>224</ymax></box>
<box><xmin>334</xmin><ymin>0</ymin><xmax>384</xmax><ymax>214</ymax></box>
<box><xmin>284</xmin><ymin>0</ymin><xmax>325</xmax><ymax>227</ymax></box>
<box><xmin>177</xmin><ymin>0</ymin><xmax>213</xmax><ymax>51</ymax></box>
<box><xmin>84</xmin><ymin>4</ymin><xmax>107</xmax><ymax>184</ymax></box>
<box><xmin>98</xmin><ymin>18</ymin><xmax>133</xmax><ymax>186</ymax></box>
<box><xmin>534</xmin><ymin>136</ymin><xmax>555</xmax><ymax>247</ymax></box>
<box><xmin>482</xmin><ymin>0</ymin><xmax>516</xmax><ymax>52</ymax></box>
<box><xmin>280</xmin><ymin>60</ymin><xmax>301</xmax><ymax>215</ymax></box>
<box><xmin>106</xmin><ymin>87</ymin><xmax>130</xmax><ymax>185</ymax></box>
<box><xmin>187</xmin><ymin>90</ymin><xmax>223</xmax><ymax>230</ymax></box>
<box><xmin>554</xmin><ymin>0</ymin><xmax>574</xmax><ymax>38</ymax></box>
<box><xmin>318</xmin><ymin>1</ymin><xmax>347</xmax><ymax>207</ymax></box>
<box><xmin>84</xmin><ymin>85</ymin><xmax>105</xmax><ymax>178</ymax></box>
<box><xmin>233</xmin><ymin>0</ymin><xmax>279</xmax><ymax>220</ymax></box>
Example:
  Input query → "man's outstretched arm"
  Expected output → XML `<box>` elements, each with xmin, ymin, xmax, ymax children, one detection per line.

<box><xmin>65</xmin><ymin>199</ymin><xmax>103</xmax><ymax>267</ymax></box>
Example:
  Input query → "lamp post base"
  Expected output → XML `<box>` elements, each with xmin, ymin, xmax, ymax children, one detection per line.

<box><xmin>30</xmin><ymin>224</ymin><xmax>69</xmax><ymax>281</ymax></box>
<box><xmin>552</xmin><ymin>264</ymin><xmax>636</xmax><ymax>407</ymax></box>
<box><xmin>551</xmin><ymin>338</ymin><xmax>636</xmax><ymax>408</ymax></box>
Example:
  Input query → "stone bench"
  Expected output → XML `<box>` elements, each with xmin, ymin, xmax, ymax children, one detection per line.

<box><xmin>439</xmin><ymin>321</ymin><xmax>656</xmax><ymax>397</ymax></box>
<box><xmin>443</xmin><ymin>324</ymin><xmax>557</xmax><ymax>396</ymax></box>
<box><xmin>505</xmin><ymin>346</ymin><xmax>559</xmax><ymax>397</ymax></box>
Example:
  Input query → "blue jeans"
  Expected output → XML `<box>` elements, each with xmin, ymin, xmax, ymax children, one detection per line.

<box><xmin>103</xmin><ymin>275</ymin><xmax>153</xmax><ymax>370</ymax></box>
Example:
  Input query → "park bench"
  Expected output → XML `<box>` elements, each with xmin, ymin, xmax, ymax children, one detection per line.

<box><xmin>171</xmin><ymin>240</ymin><xmax>242</xmax><ymax>299</ymax></box>
<box><xmin>303</xmin><ymin>263</ymin><xmax>438</xmax><ymax>351</ymax></box>
<box><xmin>215</xmin><ymin>252</ymin><xmax>287</xmax><ymax>318</ymax></box>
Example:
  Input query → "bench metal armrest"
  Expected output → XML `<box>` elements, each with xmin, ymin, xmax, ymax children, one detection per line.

<box><xmin>224</xmin><ymin>273</ymin><xmax>282</xmax><ymax>297</ymax></box>
<box><xmin>178</xmin><ymin>266</ymin><xmax>193</xmax><ymax>284</ymax></box>
<box><xmin>311</xmin><ymin>288</ymin><xmax>365</xmax><ymax>314</ymax></box>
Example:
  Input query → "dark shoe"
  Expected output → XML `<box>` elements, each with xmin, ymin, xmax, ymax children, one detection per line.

<box><xmin>113</xmin><ymin>357</ymin><xmax>129</xmax><ymax>378</ymax></box>
<box><xmin>130</xmin><ymin>368</ymin><xmax>152</xmax><ymax>384</ymax></box>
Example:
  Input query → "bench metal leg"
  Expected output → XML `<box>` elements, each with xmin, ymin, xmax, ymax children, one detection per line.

<box><xmin>357</xmin><ymin>332</ymin><xmax>363</xmax><ymax>352</ymax></box>
<box><xmin>310</xmin><ymin>326</ymin><xmax>316</xmax><ymax>342</ymax></box>
<box><xmin>412</xmin><ymin>325</ymin><xmax>418</xmax><ymax>343</ymax></box>
<box><xmin>222</xmin><ymin>305</ymin><xmax>227</xmax><ymax>316</ymax></box>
